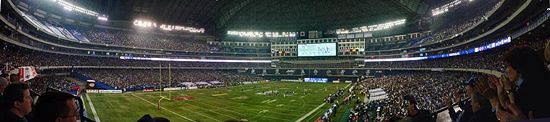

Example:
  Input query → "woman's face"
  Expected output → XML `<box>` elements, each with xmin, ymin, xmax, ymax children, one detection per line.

<box><xmin>506</xmin><ymin>65</ymin><xmax>519</xmax><ymax>82</ymax></box>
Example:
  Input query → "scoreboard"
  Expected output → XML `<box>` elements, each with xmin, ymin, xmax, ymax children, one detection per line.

<box><xmin>297</xmin><ymin>43</ymin><xmax>337</xmax><ymax>57</ymax></box>
<box><xmin>304</xmin><ymin>78</ymin><xmax>328</xmax><ymax>83</ymax></box>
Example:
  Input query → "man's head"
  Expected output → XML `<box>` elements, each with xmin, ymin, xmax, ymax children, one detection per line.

<box><xmin>9</xmin><ymin>74</ymin><xmax>19</xmax><ymax>83</ymax></box>
<box><xmin>504</xmin><ymin>46</ymin><xmax>547</xmax><ymax>81</ymax></box>
<box><xmin>34</xmin><ymin>92</ymin><xmax>79</xmax><ymax>122</ymax></box>
<box><xmin>463</xmin><ymin>76</ymin><xmax>475</xmax><ymax>96</ymax></box>
<box><xmin>404</xmin><ymin>95</ymin><xmax>418</xmax><ymax>116</ymax></box>
<box><xmin>34</xmin><ymin>91</ymin><xmax>78</xmax><ymax>122</ymax></box>
<box><xmin>2</xmin><ymin>83</ymin><xmax>32</xmax><ymax>117</ymax></box>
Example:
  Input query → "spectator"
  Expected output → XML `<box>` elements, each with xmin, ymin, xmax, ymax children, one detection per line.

<box><xmin>473</xmin><ymin>46</ymin><xmax>550</xmax><ymax>121</ymax></box>
<box><xmin>0</xmin><ymin>83</ymin><xmax>32</xmax><ymax>122</ymax></box>
<box><xmin>9</xmin><ymin>74</ymin><xmax>19</xmax><ymax>83</ymax></box>
<box><xmin>137</xmin><ymin>114</ymin><xmax>170</xmax><ymax>122</ymax></box>
<box><xmin>33</xmin><ymin>91</ymin><xmax>78</xmax><ymax>122</ymax></box>
<box><xmin>0</xmin><ymin>77</ymin><xmax>9</xmax><ymax>94</ymax></box>
<box><xmin>498</xmin><ymin>46</ymin><xmax>550</xmax><ymax>119</ymax></box>
<box><xmin>447</xmin><ymin>78</ymin><xmax>474</xmax><ymax>122</ymax></box>
<box><xmin>468</xmin><ymin>91</ymin><xmax>497</xmax><ymax>122</ymax></box>
<box><xmin>0</xmin><ymin>77</ymin><xmax>9</xmax><ymax>109</ymax></box>
<box><xmin>401</xmin><ymin>95</ymin><xmax>435</xmax><ymax>122</ymax></box>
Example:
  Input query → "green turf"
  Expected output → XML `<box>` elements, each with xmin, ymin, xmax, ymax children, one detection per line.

<box><xmin>84</xmin><ymin>82</ymin><xmax>350</xmax><ymax>122</ymax></box>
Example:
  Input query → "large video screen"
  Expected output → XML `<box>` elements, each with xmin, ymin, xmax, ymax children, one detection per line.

<box><xmin>304</xmin><ymin>78</ymin><xmax>328</xmax><ymax>83</ymax></box>
<box><xmin>298</xmin><ymin>43</ymin><xmax>337</xmax><ymax>57</ymax></box>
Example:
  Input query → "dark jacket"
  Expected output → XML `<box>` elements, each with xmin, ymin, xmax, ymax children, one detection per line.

<box><xmin>0</xmin><ymin>110</ymin><xmax>28</xmax><ymax>122</ymax></box>
<box><xmin>400</xmin><ymin>110</ymin><xmax>435</xmax><ymax>122</ymax></box>
<box><xmin>468</xmin><ymin>106</ymin><xmax>498</xmax><ymax>122</ymax></box>
<box><xmin>449</xmin><ymin>101</ymin><xmax>473</xmax><ymax>122</ymax></box>
<box><xmin>514</xmin><ymin>77</ymin><xmax>550</xmax><ymax>118</ymax></box>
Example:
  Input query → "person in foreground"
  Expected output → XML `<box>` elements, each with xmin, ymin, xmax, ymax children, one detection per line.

<box><xmin>475</xmin><ymin>46</ymin><xmax>550</xmax><ymax>121</ymax></box>
<box><xmin>0</xmin><ymin>83</ymin><xmax>33</xmax><ymax>122</ymax></box>
<box><xmin>400</xmin><ymin>95</ymin><xmax>435</xmax><ymax>122</ymax></box>
<box><xmin>32</xmin><ymin>91</ymin><xmax>79</xmax><ymax>122</ymax></box>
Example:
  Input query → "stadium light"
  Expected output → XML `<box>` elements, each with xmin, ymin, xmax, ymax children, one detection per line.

<box><xmin>336</xmin><ymin>19</ymin><xmax>406</xmax><ymax>34</ymax></box>
<box><xmin>63</xmin><ymin>6</ymin><xmax>73</xmax><ymax>11</ymax></box>
<box><xmin>160</xmin><ymin>24</ymin><xmax>204</xmax><ymax>33</ymax></box>
<box><xmin>432</xmin><ymin>0</ymin><xmax>463</xmax><ymax>16</ymax></box>
<box><xmin>56</xmin><ymin>0</ymin><xmax>99</xmax><ymax>16</ymax></box>
<box><xmin>133</xmin><ymin>19</ymin><xmax>157</xmax><ymax>28</ymax></box>
<box><xmin>97</xmin><ymin>16</ymin><xmax>108</xmax><ymax>21</ymax></box>
<box><xmin>133</xmin><ymin>19</ymin><xmax>204</xmax><ymax>33</ymax></box>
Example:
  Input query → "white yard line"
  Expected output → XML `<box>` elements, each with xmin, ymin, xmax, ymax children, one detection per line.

<box><xmin>85</xmin><ymin>94</ymin><xmax>101</xmax><ymax>122</ymax></box>
<box><xmin>81</xmin><ymin>95</ymin><xmax>91</xmax><ymax>119</ymax></box>
<box><xmin>295</xmin><ymin>83</ymin><xmax>352</xmax><ymax>122</ymax></box>
<box><xmin>295</xmin><ymin>103</ymin><xmax>326</xmax><ymax>122</ymax></box>
<box><xmin>130</xmin><ymin>94</ymin><xmax>201</xmax><ymax>122</ymax></box>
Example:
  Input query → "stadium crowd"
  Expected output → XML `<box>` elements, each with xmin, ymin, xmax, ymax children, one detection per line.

<box><xmin>27</xmin><ymin>77</ymin><xmax>78</xmax><ymax>95</ymax></box>
<box><xmin>0</xmin><ymin>41</ymin><xmax>270</xmax><ymax>68</ymax></box>
<box><xmin>79</xmin><ymin>27</ymin><xmax>210</xmax><ymax>52</ymax></box>
<box><xmin>364</xmin><ymin>38</ymin><xmax>549</xmax><ymax>72</ymax></box>
<box><xmin>0</xmin><ymin>4</ymin><xmax>211</xmax><ymax>52</ymax></box>
<box><xmin>368</xmin><ymin>0</ymin><xmax>502</xmax><ymax>51</ymax></box>
<box><xmin>278</xmin><ymin>63</ymin><xmax>356</xmax><ymax>68</ymax></box>
<box><xmin>77</xmin><ymin>69</ymin><xmax>264</xmax><ymax>91</ymax></box>
<box><xmin>351</xmin><ymin>41</ymin><xmax>550</xmax><ymax>121</ymax></box>
<box><xmin>358</xmin><ymin>71</ymin><xmax>471</xmax><ymax>120</ymax></box>
<box><xmin>426</xmin><ymin>0</ymin><xmax>500</xmax><ymax>45</ymax></box>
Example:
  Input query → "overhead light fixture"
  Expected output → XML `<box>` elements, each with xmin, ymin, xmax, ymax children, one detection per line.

<box><xmin>97</xmin><ymin>16</ymin><xmax>108</xmax><ymax>21</ymax></box>
<box><xmin>56</xmin><ymin>0</ymin><xmax>100</xmax><ymax>16</ymax></box>
<box><xmin>63</xmin><ymin>6</ymin><xmax>73</xmax><ymax>11</ymax></box>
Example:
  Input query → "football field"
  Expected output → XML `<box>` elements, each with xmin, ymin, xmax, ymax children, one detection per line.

<box><xmin>83</xmin><ymin>82</ymin><xmax>350</xmax><ymax>122</ymax></box>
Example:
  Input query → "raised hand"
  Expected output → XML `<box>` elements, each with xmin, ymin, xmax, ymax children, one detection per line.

<box><xmin>474</xmin><ymin>76</ymin><xmax>497</xmax><ymax>100</ymax></box>
<box><xmin>499</xmin><ymin>74</ymin><xmax>514</xmax><ymax>91</ymax></box>
<box><xmin>496</xmin><ymin>102</ymin><xmax>526</xmax><ymax>121</ymax></box>
<box><xmin>445</xmin><ymin>96</ymin><xmax>453</xmax><ymax>107</ymax></box>
<box><xmin>489</xmin><ymin>75</ymin><xmax>502</xmax><ymax>90</ymax></box>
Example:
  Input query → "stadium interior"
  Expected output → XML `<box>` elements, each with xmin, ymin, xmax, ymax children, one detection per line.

<box><xmin>1</xmin><ymin>0</ymin><xmax>550</xmax><ymax>122</ymax></box>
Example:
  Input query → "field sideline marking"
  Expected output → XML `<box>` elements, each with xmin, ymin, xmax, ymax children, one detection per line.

<box><xmin>81</xmin><ymin>94</ymin><xmax>93</xmax><ymax>119</ymax></box>
<box><xmin>294</xmin><ymin>103</ymin><xmax>326</xmax><ymax>122</ymax></box>
<box><xmin>295</xmin><ymin>83</ymin><xmax>352</xmax><ymax>122</ymax></box>
<box><xmin>85</xmin><ymin>94</ymin><xmax>101</xmax><ymax>122</ymax></box>
<box><xmin>130</xmin><ymin>94</ymin><xmax>197</xmax><ymax>122</ymax></box>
